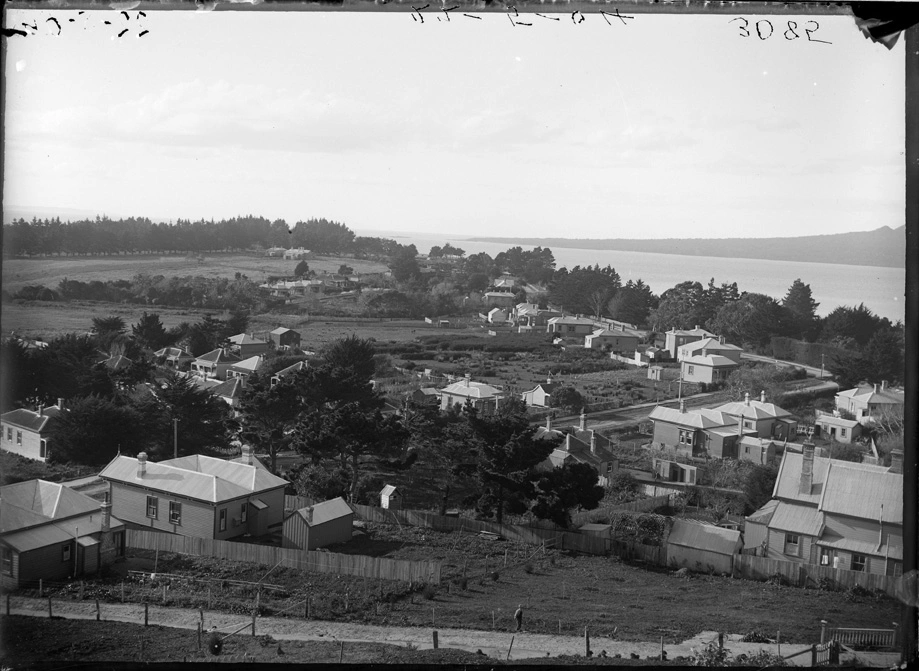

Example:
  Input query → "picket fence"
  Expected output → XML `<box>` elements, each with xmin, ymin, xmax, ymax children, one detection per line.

<box><xmin>125</xmin><ymin>529</ymin><xmax>441</xmax><ymax>584</ymax></box>
<box><xmin>732</xmin><ymin>553</ymin><xmax>900</xmax><ymax>597</ymax></box>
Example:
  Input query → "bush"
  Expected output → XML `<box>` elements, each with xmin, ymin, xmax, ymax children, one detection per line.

<box><xmin>523</xmin><ymin>563</ymin><xmax>534</xmax><ymax>574</ymax></box>
<box><xmin>490</xmin><ymin>571</ymin><xmax>499</xmax><ymax>582</ymax></box>
<box><xmin>421</xmin><ymin>584</ymin><xmax>437</xmax><ymax>600</ymax></box>
<box><xmin>740</xmin><ymin>630</ymin><xmax>772</xmax><ymax>643</ymax></box>
<box><xmin>765</xmin><ymin>572</ymin><xmax>789</xmax><ymax>587</ymax></box>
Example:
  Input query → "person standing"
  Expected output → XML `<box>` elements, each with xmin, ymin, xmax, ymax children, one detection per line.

<box><xmin>514</xmin><ymin>604</ymin><xmax>523</xmax><ymax>632</ymax></box>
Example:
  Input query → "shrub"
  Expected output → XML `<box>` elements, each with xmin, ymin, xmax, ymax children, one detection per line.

<box><xmin>490</xmin><ymin>571</ymin><xmax>499</xmax><ymax>582</ymax></box>
<box><xmin>740</xmin><ymin>630</ymin><xmax>772</xmax><ymax>643</ymax></box>
<box><xmin>454</xmin><ymin>577</ymin><xmax>468</xmax><ymax>591</ymax></box>
<box><xmin>421</xmin><ymin>584</ymin><xmax>437</xmax><ymax>600</ymax></box>
<box><xmin>765</xmin><ymin>572</ymin><xmax>788</xmax><ymax>587</ymax></box>
<box><xmin>523</xmin><ymin>563</ymin><xmax>534</xmax><ymax>574</ymax></box>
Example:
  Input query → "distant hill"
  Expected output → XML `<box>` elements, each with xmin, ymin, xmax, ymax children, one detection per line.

<box><xmin>468</xmin><ymin>226</ymin><xmax>905</xmax><ymax>269</ymax></box>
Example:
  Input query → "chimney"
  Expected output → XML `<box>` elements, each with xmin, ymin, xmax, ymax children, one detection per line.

<box><xmin>564</xmin><ymin>435</ymin><xmax>571</xmax><ymax>452</ymax></box>
<box><xmin>241</xmin><ymin>444</ymin><xmax>253</xmax><ymax>466</ymax></box>
<box><xmin>464</xmin><ymin>373</ymin><xmax>471</xmax><ymax>387</ymax></box>
<box><xmin>546</xmin><ymin>415</ymin><xmax>553</xmax><ymax>432</ymax></box>
<box><xmin>799</xmin><ymin>442</ymin><xmax>815</xmax><ymax>495</ymax></box>
<box><xmin>579</xmin><ymin>411</ymin><xmax>587</xmax><ymax>432</ymax></box>
<box><xmin>58</xmin><ymin>397</ymin><xmax>65</xmax><ymax>410</ymax></box>
<box><xmin>694</xmin><ymin>325</ymin><xmax>700</xmax><ymax>331</ymax></box>
<box><xmin>760</xmin><ymin>390</ymin><xmax>766</xmax><ymax>404</ymax></box>
<box><xmin>889</xmin><ymin>449</ymin><xmax>903</xmax><ymax>474</ymax></box>
<box><xmin>744</xmin><ymin>393</ymin><xmax>750</xmax><ymax>406</ymax></box>
<box><xmin>881</xmin><ymin>380</ymin><xmax>887</xmax><ymax>391</ymax></box>
<box><xmin>303</xmin><ymin>506</ymin><xmax>313</xmax><ymax>524</ymax></box>
<box><xmin>137</xmin><ymin>452</ymin><xmax>147</xmax><ymax>478</ymax></box>
<box><xmin>590</xmin><ymin>431</ymin><xmax>597</xmax><ymax>455</ymax></box>
<box><xmin>37</xmin><ymin>404</ymin><xmax>43</xmax><ymax>417</ymax></box>
<box><xmin>719</xmin><ymin>335</ymin><xmax>725</xmax><ymax>345</ymax></box>
<box><xmin>874</xmin><ymin>383</ymin><xmax>878</xmax><ymax>393</ymax></box>
<box><xmin>737</xmin><ymin>413</ymin><xmax>744</xmax><ymax>438</ymax></box>
<box><xmin>100</xmin><ymin>490</ymin><xmax>112</xmax><ymax>533</ymax></box>
<box><xmin>679</xmin><ymin>400</ymin><xmax>685</xmax><ymax>413</ymax></box>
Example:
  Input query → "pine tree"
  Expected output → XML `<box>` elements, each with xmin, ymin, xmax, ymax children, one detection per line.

<box><xmin>782</xmin><ymin>279</ymin><xmax>819</xmax><ymax>339</ymax></box>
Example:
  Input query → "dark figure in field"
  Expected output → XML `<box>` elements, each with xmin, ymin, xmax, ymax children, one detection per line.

<box><xmin>514</xmin><ymin>604</ymin><xmax>523</xmax><ymax>632</ymax></box>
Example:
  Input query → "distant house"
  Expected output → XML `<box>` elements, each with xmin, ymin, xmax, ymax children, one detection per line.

<box><xmin>154</xmin><ymin>347</ymin><xmax>194</xmax><ymax>369</ymax></box>
<box><xmin>99</xmin><ymin>450</ymin><xmax>288</xmax><ymax>540</ymax></box>
<box><xmin>380</xmin><ymin>485</ymin><xmax>403</xmax><ymax>510</ymax></box>
<box><xmin>410</xmin><ymin>388</ymin><xmax>440</xmax><ymax>406</ymax></box>
<box><xmin>271</xmin><ymin>360</ymin><xmax>308</xmax><ymax>387</ymax></box>
<box><xmin>744</xmin><ymin>444</ymin><xmax>903</xmax><ymax>576</ymax></box>
<box><xmin>192</xmin><ymin>348</ymin><xmax>242</xmax><ymax>381</ymax></box>
<box><xmin>648</xmin><ymin>402</ymin><xmax>751</xmax><ymax>459</ymax></box>
<box><xmin>269</xmin><ymin>327</ymin><xmax>301</xmax><ymax>350</ymax></box>
<box><xmin>439</xmin><ymin>375</ymin><xmax>503</xmax><ymax>414</ymax></box>
<box><xmin>283</xmin><ymin>248</ymin><xmax>311</xmax><ymax>260</ymax></box>
<box><xmin>813</xmin><ymin>411</ymin><xmax>863</xmax><ymax>444</ymax></box>
<box><xmin>713</xmin><ymin>392</ymin><xmax>798</xmax><ymax>442</ymax></box>
<box><xmin>282</xmin><ymin>497</ymin><xmax>354</xmax><ymax>551</ymax></box>
<box><xmin>538</xmin><ymin>414</ymin><xmax>618</xmax><ymax>486</ymax></box>
<box><xmin>487</xmin><ymin>307</ymin><xmax>509</xmax><ymax>324</ymax></box>
<box><xmin>1</xmin><ymin>480</ymin><xmax>125</xmax><ymax>589</ymax></box>
<box><xmin>483</xmin><ymin>292</ymin><xmax>517</xmax><ymax>308</ymax></box>
<box><xmin>666</xmin><ymin>519</ymin><xmax>743</xmax><ymax>575</ymax></box>
<box><xmin>736</xmin><ymin>436</ymin><xmax>778</xmax><ymax>465</ymax></box>
<box><xmin>647</xmin><ymin>365</ymin><xmax>664</xmax><ymax>381</ymax></box>
<box><xmin>546</xmin><ymin>316</ymin><xmax>597</xmax><ymax>336</ymax></box>
<box><xmin>584</xmin><ymin>325</ymin><xmax>641</xmax><ymax>354</ymax></box>
<box><xmin>521</xmin><ymin>378</ymin><xmax>557</xmax><ymax>408</ymax></box>
<box><xmin>204</xmin><ymin>377</ymin><xmax>246</xmax><ymax>409</ymax></box>
<box><xmin>493</xmin><ymin>274</ymin><xmax>518</xmax><ymax>290</ymax></box>
<box><xmin>226</xmin><ymin>333</ymin><xmax>270</xmax><ymax>359</ymax></box>
<box><xmin>227</xmin><ymin>355</ymin><xmax>265</xmax><ymax>383</ymax></box>
<box><xmin>834</xmin><ymin>383</ymin><xmax>904</xmax><ymax>425</ymax></box>
<box><xmin>664</xmin><ymin>326</ymin><xmax>718</xmax><ymax>360</ymax></box>
<box><xmin>513</xmin><ymin>303</ymin><xmax>562</xmax><ymax>332</ymax></box>
<box><xmin>677</xmin><ymin>337</ymin><xmax>743</xmax><ymax>364</ymax></box>
<box><xmin>1</xmin><ymin>402</ymin><xmax>63</xmax><ymax>462</ymax></box>
<box><xmin>680</xmin><ymin>354</ymin><xmax>739</xmax><ymax>384</ymax></box>
<box><xmin>652</xmin><ymin>457</ymin><xmax>698</xmax><ymax>485</ymax></box>
<box><xmin>99</xmin><ymin>354</ymin><xmax>133</xmax><ymax>372</ymax></box>
<box><xmin>265</xmin><ymin>247</ymin><xmax>286</xmax><ymax>257</ymax></box>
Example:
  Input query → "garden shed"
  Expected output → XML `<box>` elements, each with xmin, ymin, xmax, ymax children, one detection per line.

<box><xmin>282</xmin><ymin>497</ymin><xmax>354</xmax><ymax>551</ymax></box>
<box><xmin>578</xmin><ymin>523</ymin><xmax>612</xmax><ymax>538</ymax></box>
<box><xmin>380</xmin><ymin>484</ymin><xmax>403</xmax><ymax>510</ymax></box>
<box><xmin>666</xmin><ymin>519</ymin><xmax>742</xmax><ymax>575</ymax></box>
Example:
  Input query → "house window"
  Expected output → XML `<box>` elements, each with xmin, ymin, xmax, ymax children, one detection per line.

<box><xmin>891</xmin><ymin>562</ymin><xmax>903</xmax><ymax>578</ymax></box>
<box><xmin>62</xmin><ymin>544</ymin><xmax>71</xmax><ymax>563</ymax></box>
<box><xmin>16</xmin><ymin>431</ymin><xmax>22</xmax><ymax>446</ymax></box>
<box><xmin>169</xmin><ymin>501</ymin><xmax>182</xmax><ymax>525</ymax></box>
<box><xmin>5</xmin><ymin>427</ymin><xmax>11</xmax><ymax>442</ymax></box>
<box><xmin>743</xmin><ymin>420</ymin><xmax>754</xmax><ymax>429</ymax></box>
<box><xmin>840</xmin><ymin>428</ymin><xmax>847</xmax><ymax>438</ymax></box>
<box><xmin>687</xmin><ymin>365</ymin><xmax>695</xmax><ymax>375</ymax></box>
<box><xmin>820</xmin><ymin>548</ymin><xmax>832</xmax><ymax>566</ymax></box>
<box><xmin>40</xmin><ymin>439</ymin><xmax>48</xmax><ymax>459</ymax></box>
<box><xmin>146</xmin><ymin>496</ymin><xmax>158</xmax><ymax>519</ymax></box>
<box><xmin>219</xmin><ymin>508</ymin><xmax>227</xmax><ymax>532</ymax></box>
<box><xmin>851</xmin><ymin>554</ymin><xmax>867</xmax><ymax>572</ymax></box>
<box><xmin>1</xmin><ymin>546</ymin><xmax>12</xmax><ymax>575</ymax></box>
<box><xmin>679</xmin><ymin>430</ymin><xmax>694</xmax><ymax>446</ymax></box>
<box><xmin>241</xmin><ymin>502</ymin><xmax>248</xmax><ymax>523</ymax></box>
<box><xmin>784</xmin><ymin>534</ymin><xmax>800</xmax><ymax>557</ymax></box>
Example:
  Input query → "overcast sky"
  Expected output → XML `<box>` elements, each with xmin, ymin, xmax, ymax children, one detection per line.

<box><xmin>3</xmin><ymin>9</ymin><xmax>905</xmax><ymax>240</ymax></box>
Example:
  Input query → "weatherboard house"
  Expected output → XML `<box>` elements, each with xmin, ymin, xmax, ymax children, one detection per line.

<box><xmin>99</xmin><ymin>449</ymin><xmax>288</xmax><ymax>540</ymax></box>
<box><xmin>1</xmin><ymin>401</ymin><xmax>64</xmax><ymax>463</ymax></box>
<box><xmin>282</xmin><ymin>497</ymin><xmax>354</xmax><ymax>551</ymax></box>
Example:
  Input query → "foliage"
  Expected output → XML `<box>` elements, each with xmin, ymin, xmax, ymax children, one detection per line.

<box><xmin>549</xmin><ymin>387</ymin><xmax>585</xmax><ymax>414</ymax></box>
<box><xmin>294</xmin><ymin>260</ymin><xmax>311</xmax><ymax>277</ymax></box>
<box><xmin>741</xmin><ymin>463</ymin><xmax>779</xmax><ymax>514</ymax></box>
<box><xmin>649</xmin><ymin>279</ymin><xmax>738</xmax><ymax>332</ymax></box>
<box><xmin>0</xmin><ymin>450</ymin><xmax>92</xmax><ymax>486</ymax></box>
<box><xmin>389</xmin><ymin>246</ymin><xmax>421</xmax><ymax>282</ymax></box>
<box><xmin>607</xmin><ymin>471</ymin><xmax>641</xmax><ymax>503</ymax></box>
<box><xmin>493</xmin><ymin>246</ymin><xmax>555</xmax><ymax>285</ymax></box>
<box><xmin>131</xmin><ymin>312</ymin><xmax>171</xmax><ymax>351</ymax></box>
<box><xmin>821</xmin><ymin>303</ymin><xmax>890</xmax><ymax>348</ymax></box>
<box><xmin>147</xmin><ymin>373</ymin><xmax>235</xmax><ymax>460</ymax></box>
<box><xmin>289</xmin><ymin>219</ymin><xmax>354</xmax><ymax>253</ymax></box>
<box><xmin>688</xmin><ymin>641</ymin><xmax>730</xmax><ymax>666</ymax></box>
<box><xmin>548</xmin><ymin>264</ymin><xmax>621</xmax><ymax>317</ymax></box>
<box><xmin>707</xmin><ymin>292</ymin><xmax>788</xmax><ymax>349</ymax></box>
<box><xmin>530</xmin><ymin>462</ymin><xmax>605</xmax><ymax>528</ymax></box>
<box><xmin>782</xmin><ymin>278</ymin><xmax>820</xmax><ymax>340</ymax></box>
<box><xmin>606</xmin><ymin>279</ymin><xmax>657</xmax><ymax>326</ymax></box>
<box><xmin>46</xmin><ymin>395</ymin><xmax>150</xmax><ymax>465</ymax></box>
<box><xmin>236</xmin><ymin>374</ymin><xmax>303</xmax><ymax>472</ymax></box>
<box><xmin>428</xmin><ymin>243</ymin><xmax>465</xmax><ymax>258</ymax></box>
<box><xmin>723</xmin><ymin>363</ymin><xmax>797</xmax><ymax>407</ymax></box>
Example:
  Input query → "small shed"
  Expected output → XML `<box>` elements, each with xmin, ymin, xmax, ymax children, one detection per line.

<box><xmin>647</xmin><ymin>365</ymin><xmax>664</xmax><ymax>381</ymax></box>
<box><xmin>282</xmin><ymin>497</ymin><xmax>354</xmax><ymax>551</ymax></box>
<box><xmin>666</xmin><ymin>519</ymin><xmax>742</xmax><ymax>575</ymax></box>
<box><xmin>380</xmin><ymin>484</ymin><xmax>403</xmax><ymax>510</ymax></box>
<box><xmin>578</xmin><ymin>523</ymin><xmax>612</xmax><ymax>538</ymax></box>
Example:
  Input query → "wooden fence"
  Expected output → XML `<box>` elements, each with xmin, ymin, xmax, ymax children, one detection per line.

<box><xmin>826</xmin><ymin>627</ymin><xmax>897</xmax><ymax>650</ymax></box>
<box><xmin>732</xmin><ymin>553</ymin><xmax>900</xmax><ymax>597</ymax></box>
<box><xmin>567</xmin><ymin>495</ymin><xmax>675</xmax><ymax>528</ymax></box>
<box><xmin>126</xmin><ymin>529</ymin><xmax>441</xmax><ymax>584</ymax></box>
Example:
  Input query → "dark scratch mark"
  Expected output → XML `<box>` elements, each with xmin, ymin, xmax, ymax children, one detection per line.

<box><xmin>69</xmin><ymin>18</ymin><xmax>76</xmax><ymax>22</ymax></box>
<box><xmin>46</xmin><ymin>17</ymin><xmax>62</xmax><ymax>34</ymax></box>
<box><xmin>571</xmin><ymin>11</ymin><xmax>585</xmax><ymax>24</ymax></box>
<box><xmin>3</xmin><ymin>28</ymin><xmax>28</xmax><ymax>37</ymax></box>
<box><xmin>536</xmin><ymin>13</ymin><xmax>560</xmax><ymax>21</ymax></box>
<box><xmin>463</xmin><ymin>14</ymin><xmax>481</xmax><ymax>19</ymax></box>
<box><xmin>139</xmin><ymin>29</ymin><xmax>149</xmax><ymax>37</ymax></box>
<box><xmin>104</xmin><ymin>21</ymin><xmax>112</xmax><ymax>25</ymax></box>
<box><xmin>600</xmin><ymin>9</ymin><xmax>635</xmax><ymax>26</ymax></box>
<box><xmin>138</xmin><ymin>11</ymin><xmax>146</xmax><ymax>17</ymax></box>
<box><xmin>122</xmin><ymin>11</ymin><xmax>130</xmax><ymax>20</ymax></box>
<box><xmin>118</xmin><ymin>28</ymin><xmax>129</xmax><ymax>37</ymax></box>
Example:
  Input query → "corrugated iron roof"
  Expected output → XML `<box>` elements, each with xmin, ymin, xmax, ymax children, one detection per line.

<box><xmin>817</xmin><ymin>534</ymin><xmax>884</xmax><ymax>558</ymax></box>
<box><xmin>681</xmin><ymin>338</ymin><xmax>742</xmax><ymax>353</ymax></box>
<box><xmin>775</xmin><ymin>451</ymin><xmax>892</xmax><ymax>506</ymax></box>
<box><xmin>715</xmin><ymin>399</ymin><xmax>792</xmax><ymax>420</ymax></box>
<box><xmin>297</xmin><ymin>497</ymin><xmax>354</xmax><ymax>526</ymax></box>
<box><xmin>380</xmin><ymin>485</ymin><xmax>398</xmax><ymax>497</ymax></box>
<box><xmin>0</xmin><ymin>479</ymin><xmax>98</xmax><ymax>523</ymax></box>
<box><xmin>746</xmin><ymin>499</ymin><xmax>779</xmax><ymax>525</ymax></box>
<box><xmin>440</xmin><ymin>380</ymin><xmax>502</xmax><ymax>399</ymax></box>
<box><xmin>668</xmin><ymin>519</ymin><xmax>742</xmax><ymax>556</ymax></box>
<box><xmin>195</xmin><ymin>349</ymin><xmax>242</xmax><ymax>365</ymax></box>
<box><xmin>648</xmin><ymin>406</ymin><xmax>733</xmax><ymax>430</ymax></box>
<box><xmin>769</xmin><ymin>502</ymin><xmax>824</xmax><ymax>536</ymax></box>
<box><xmin>818</xmin><ymin>462</ymin><xmax>902</xmax><ymax>523</ymax></box>
<box><xmin>270</xmin><ymin>327</ymin><xmax>297</xmax><ymax>335</ymax></box>
<box><xmin>227</xmin><ymin>333</ymin><xmax>267</xmax><ymax>345</ymax></box>
<box><xmin>1</xmin><ymin>407</ymin><xmax>61</xmax><ymax>433</ymax></box>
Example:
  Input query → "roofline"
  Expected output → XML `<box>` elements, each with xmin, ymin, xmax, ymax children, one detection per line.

<box><xmin>100</xmin><ymin>474</ymin><xmax>286</xmax><ymax>506</ymax></box>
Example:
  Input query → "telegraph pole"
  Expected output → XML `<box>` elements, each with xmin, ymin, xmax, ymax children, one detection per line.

<box><xmin>173</xmin><ymin>418</ymin><xmax>180</xmax><ymax>459</ymax></box>
<box><xmin>820</xmin><ymin>353</ymin><xmax>825</xmax><ymax>380</ymax></box>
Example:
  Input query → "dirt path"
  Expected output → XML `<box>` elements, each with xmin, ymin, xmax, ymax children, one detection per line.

<box><xmin>6</xmin><ymin>595</ymin><xmax>842</xmax><ymax>664</ymax></box>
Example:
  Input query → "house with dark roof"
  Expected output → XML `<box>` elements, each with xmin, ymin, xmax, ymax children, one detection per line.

<box><xmin>269</xmin><ymin>327</ymin><xmax>301</xmax><ymax>350</ymax></box>
<box><xmin>483</xmin><ymin>291</ymin><xmax>517</xmax><ymax>309</ymax></box>
<box><xmin>282</xmin><ymin>497</ymin><xmax>354</xmax><ymax>550</ymax></box>
<box><xmin>99</xmin><ymin>450</ymin><xmax>289</xmax><ymax>540</ymax></box>
<box><xmin>521</xmin><ymin>378</ymin><xmax>558</xmax><ymax>408</ymax></box>
<box><xmin>1</xmin><ymin>480</ymin><xmax>125</xmax><ymax>589</ymax></box>
<box><xmin>1</xmin><ymin>402</ymin><xmax>64</xmax><ymax>462</ymax></box>
<box><xmin>226</xmin><ymin>333</ymin><xmax>270</xmax><ymax>359</ymax></box>
<box><xmin>536</xmin><ymin>414</ymin><xmax>618</xmax><ymax>486</ymax></box>
<box><xmin>192</xmin><ymin>348</ymin><xmax>242</xmax><ymax>380</ymax></box>
<box><xmin>743</xmin><ymin>444</ymin><xmax>903</xmax><ymax>577</ymax></box>
<box><xmin>713</xmin><ymin>392</ymin><xmax>798</xmax><ymax>441</ymax></box>
<box><xmin>834</xmin><ymin>383</ymin><xmax>904</xmax><ymax>426</ymax></box>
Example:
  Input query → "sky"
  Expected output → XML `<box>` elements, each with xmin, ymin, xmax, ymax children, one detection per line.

<box><xmin>3</xmin><ymin>8</ymin><xmax>906</xmax><ymax>240</ymax></box>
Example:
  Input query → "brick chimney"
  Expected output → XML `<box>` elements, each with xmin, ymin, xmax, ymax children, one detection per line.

<box><xmin>760</xmin><ymin>390</ymin><xmax>766</xmax><ymax>403</ymax></box>
<box><xmin>58</xmin><ymin>397</ymin><xmax>65</xmax><ymax>410</ymax></box>
<box><xmin>590</xmin><ymin>431</ymin><xmax>597</xmax><ymax>455</ymax></box>
<box><xmin>464</xmin><ymin>373</ymin><xmax>471</xmax><ymax>387</ymax></box>
<box><xmin>889</xmin><ymin>449</ymin><xmax>903</xmax><ymax>474</ymax></box>
<box><xmin>744</xmin><ymin>393</ymin><xmax>750</xmax><ymax>406</ymax></box>
<box><xmin>679</xmin><ymin>400</ymin><xmax>685</xmax><ymax>413</ymax></box>
<box><xmin>881</xmin><ymin>380</ymin><xmax>887</xmax><ymax>391</ymax></box>
<box><xmin>303</xmin><ymin>506</ymin><xmax>313</xmax><ymax>524</ymax></box>
<box><xmin>37</xmin><ymin>404</ymin><xmax>43</xmax><ymax>416</ymax></box>
<box><xmin>737</xmin><ymin>413</ymin><xmax>744</xmax><ymax>438</ymax></box>
<box><xmin>579</xmin><ymin>411</ymin><xmax>586</xmax><ymax>432</ymax></box>
<box><xmin>546</xmin><ymin>415</ymin><xmax>553</xmax><ymax>432</ymax></box>
<box><xmin>564</xmin><ymin>435</ymin><xmax>571</xmax><ymax>452</ymax></box>
<box><xmin>241</xmin><ymin>444</ymin><xmax>253</xmax><ymax>466</ymax></box>
<box><xmin>137</xmin><ymin>452</ymin><xmax>147</xmax><ymax>479</ymax></box>
<box><xmin>799</xmin><ymin>442</ymin><xmax>815</xmax><ymax>495</ymax></box>
<box><xmin>101</xmin><ymin>490</ymin><xmax>112</xmax><ymax>533</ymax></box>
<box><xmin>719</xmin><ymin>335</ymin><xmax>725</xmax><ymax>345</ymax></box>
<box><xmin>99</xmin><ymin>488</ymin><xmax>116</xmax><ymax>565</ymax></box>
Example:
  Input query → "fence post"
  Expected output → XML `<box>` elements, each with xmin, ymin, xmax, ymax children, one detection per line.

<box><xmin>197</xmin><ymin>622</ymin><xmax>202</xmax><ymax>650</ymax></box>
<box><xmin>811</xmin><ymin>644</ymin><xmax>817</xmax><ymax>666</ymax></box>
<box><xmin>95</xmin><ymin>599</ymin><xmax>100</xmax><ymax>621</ymax></box>
<box><xmin>718</xmin><ymin>633</ymin><xmax>723</xmax><ymax>650</ymax></box>
<box><xmin>585</xmin><ymin>627</ymin><xmax>590</xmax><ymax>657</ymax></box>
<box><xmin>144</xmin><ymin>602</ymin><xmax>149</xmax><ymax>626</ymax></box>
<box><xmin>251</xmin><ymin>610</ymin><xmax>256</xmax><ymax>637</ymax></box>
<box><xmin>48</xmin><ymin>596</ymin><xmax>52</xmax><ymax>618</ymax></box>
<box><xmin>432</xmin><ymin>630</ymin><xmax>438</xmax><ymax>649</ymax></box>
<box><xmin>339</xmin><ymin>640</ymin><xmax>344</xmax><ymax>663</ymax></box>
<box><xmin>121</xmin><ymin>581</ymin><xmax>125</xmax><ymax>603</ymax></box>
<box><xmin>777</xmin><ymin>630</ymin><xmax>781</xmax><ymax>657</ymax></box>
<box><xmin>80</xmin><ymin>580</ymin><xmax>84</xmax><ymax>601</ymax></box>
<box><xmin>507</xmin><ymin>635</ymin><xmax>515</xmax><ymax>661</ymax></box>
<box><xmin>162</xmin><ymin>584</ymin><xmax>167</xmax><ymax>605</ymax></box>
<box><xmin>820</xmin><ymin>620</ymin><xmax>827</xmax><ymax>644</ymax></box>
<box><xmin>492</xmin><ymin>610</ymin><xmax>495</xmax><ymax>630</ymax></box>
<box><xmin>208</xmin><ymin>586</ymin><xmax>212</xmax><ymax>610</ymax></box>
<box><xmin>39</xmin><ymin>579</ymin><xmax>43</xmax><ymax>597</ymax></box>
<box><xmin>199</xmin><ymin>607</ymin><xmax>204</xmax><ymax>625</ymax></box>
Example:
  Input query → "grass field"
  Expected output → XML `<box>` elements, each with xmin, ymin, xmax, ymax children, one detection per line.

<box><xmin>1</xmin><ymin>253</ymin><xmax>389</xmax><ymax>295</ymax></box>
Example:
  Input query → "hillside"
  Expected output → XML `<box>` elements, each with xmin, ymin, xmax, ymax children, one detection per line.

<box><xmin>469</xmin><ymin>226</ymin><xmax>905</xmax><ymax>268</ymax></box>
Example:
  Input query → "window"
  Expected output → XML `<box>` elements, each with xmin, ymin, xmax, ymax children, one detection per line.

<box><xmin>851</xmin><ymin>554</ymin><xmax>867</xmax><ymax>572</ymax></box>
<box><xmin>146</xmin><ymin>496</ymin><xmax>158</xmax><ymax>519</ymax></box>
<box><xmin>891</xmin><ymin>562</ymin><xmax>903</xmax><ymax>578</ymax></box>
<box><xmin>169</xmin><ymin>501</ymin><xmax>182</xmax><ymax>525</ymax></box>
<box><xmin>784</xmin><ymin>534</ymin><xmax>800</xmax><ymax>557</ymax></box>
<box><xmin>62</xmin><ymin>544</ymin><xmax>71</xmax><ymax>563</ymax></box>
<box><xmin>40</xmin><ymin>439</ymin><xmax>48</xmax><ymax>459</ymax></box>
<box><xmin>687</xmin><ymin>365</ymin><xmax>695</xmax><ymax>375</ymax></box>
<box><xmin>240</xmin><ymin>502</ymin><xmax>248</xmax><ymax>523</ymax></box>
<box><xmin>679</xmin><ymin>429</ymin><xmax>694</xmax><ymax>446</ymax></box>
<box><xmin>1</xmin><ymin>546</ymin><xmax>12</xmax><ymax>575</ymax></box>
<box><xmin>840</xmin><ymin>428</ymin><xmax>847</xmax><ymax>438</ymax></box>
<box><xmin>219</xmin><ymin>508</ymin><xmax>227</xmax><ymax>532</ymax></box>
<box><xmin>5</xmin><ymin>427</ymin><xmax>11</xmax><ymax>442</ymax></box>
<box><xmin>16</xmin><ymin>431</ymin><xmax>22</xmax><ymax>446</ymax></box>
<box><xmin>744</xmin><ymin>420</ymin><xmax>754</xmax><ymax>429</ymax></box>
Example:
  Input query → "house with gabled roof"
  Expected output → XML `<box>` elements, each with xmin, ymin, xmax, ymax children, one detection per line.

<box><xmin>677</xmin><ymin>337</ymin><xmax>743</xmax><ymax>364</ymax></box>
<box><xmin>648</xmin><ymin>401</ymin><xmax>748</xmax><ymax>459</ymax></box>
<box><xmin>439</xmin><ymin>374</ymin><xmax>503</xmax><ymax>414</ymax></box>
<box><xmin>664</xmin><ymin>326</ymin><xmax>718</xmax><ymax>359</ymax></box>
<box><xmin>99</xmin><ymin>354</ymin><xmax>133</xmax><ymax>372</ymax></box>
<box><xmin>813</xmin><ymin>411</ymin><xmax>863</xmax><ymax>444</ymax></box>
<box><xmin>282</xmin><ymin>497</ymin><xmax>354</xmax><ymax>550</ymax></box>
<box><xmin>154</xmin><ymin>346</ymin><xmax>194</xmax><ymax>369</ymax></box>
<box><xmin>713</xmin><ymin>392</ymin><xmax>798</xmax><ymax>441</ymax></box>
<box><xmin>226</xmin><ymin>333</ymin><xmax>270</xmax><ymax>359</ymax></box>
<box><xmin>227</xmin><ymin>355</ymin><xmax>264</xmax><ymax>383</ymax></box>
<box><xmin>192</xmin><ymin>348</ymin><xmax>242</xmax><ymax>381</ymax></box>
<box><xmin>483</xmin><ymin>291</ymin><xmax>517</xmax><ymax>308</ymax></box>
<box><xmin>536</xmin><ymin>413</ymin><xmax>618</xmax><ymax>486</ymax></box>
<box><xmin>270</xmin><ymin>360</ymin><xmax>308</xmax><ymax>387</ymax></box>
<box><xmin>584</xmin><ymin>325</ymin><xmax>642</xmax><ymax>354</ymax></box>
<box><xmin>743</xmin><ymin>443</ymin><xmax>903</xmax><ymax>577</ymax></box>
<box><xmin>546</xmin><ymin>316</ymin><xmax>597</xmax><ymax>336</ymax></box>
<box><xmin>513</xmin><ymin>303</ymin><xmax>562</xmax><ymax>332</ymax></box>
<box><xmin>834</xmin><ymin>382</ymin><xmax>904</xmax><ymax>426</ymax></box>
<box><xmin>521</xmin><ymin>378</ymin><xmax>558</xmax><ymax>408</ymax></box>
<box><xmin>99</xmin><ymin>450</ymin><xmax>288</xmax><ymax>540</ymax></box>
<box><xmin>680</xmin><ymin>353</ymin><xmax>739</xmax><ymax>384</ymax></box>
<box><xmin>1</xmin><ymin>402</ymin><xmax>64</xmax><ymax>462</ymax></box>
<box><xmin>269</xmin><ymin>327</ymin><xmax>301</xmax><ymax>350</ymax></box>
<box><xmin>666</xmin><ymin>519</ymin><xmax>742</xmax><ymax>575</ymax></box>
<box><xmin>1</xmin><ymin>480</ymin><xmax>125</xmax><ymax>589</ymax></box>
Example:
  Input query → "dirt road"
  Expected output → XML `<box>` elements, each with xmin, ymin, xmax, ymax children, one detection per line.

<box><xmin>7</xmin><ymin>594</ymin><xmax>861</xmax><ymax>665</ymax></box>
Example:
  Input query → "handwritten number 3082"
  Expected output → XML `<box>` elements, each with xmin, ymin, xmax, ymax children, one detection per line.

<box><xmin>730</xmin><ymin>18</ymin><xmax>831</xmax><ymax>44</ymax></box>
